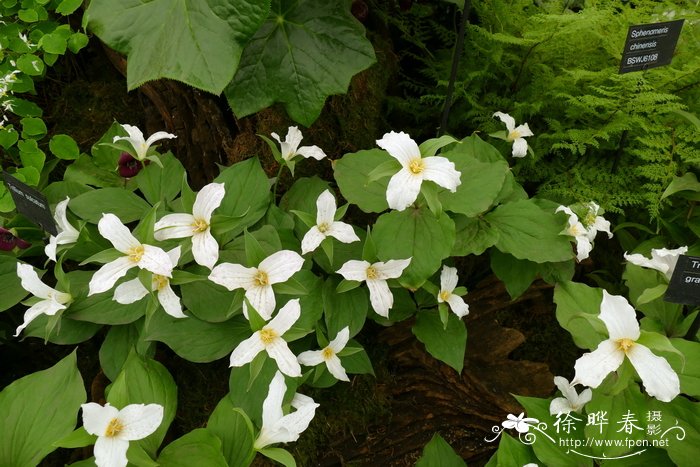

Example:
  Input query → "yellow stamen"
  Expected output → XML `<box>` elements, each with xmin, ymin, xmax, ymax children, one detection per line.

<box><xmin>105</xmin><ymin>418</ymin><xmax>124</xmax><ymax>437</ymax></box>
<box><xmin>260</xmin><ymin>328</ymin><xmax>278</xmax><ymax>344</ymax></box>
<box><xmin>366</xmin><ymin>266</ymin><xmax>378</xmax><ymax>280</ymax></box>
<box><xmin>408</xmin><ymin>158</ymin><xmax>425</xmax><ymax>175</ymax></box>
<box><xmin>254</xmin><ymin>270</ymin><xmax>269</xmax><ymax>286</ymax></box>
<box><xmin>317</xmin><ymin>222</ymin><xmax>329</xmax><ymax>233</ymax></box>
<box><xmin>439</xmin><ymin>290</ymin><xmax>451</xmax><ymax>302</ymax></box>
<box><xmin>508</xmin><ymin>130</ymin><xmax>521</xmax><ymax>141</ymax></box>
<box><xmin>192</xmin><ymin>218</ymin><xmax>208</xmax><ymax>233</ymax></box>
<box><xmin>153</xmin><ymin>275</ymin><xmax>168</xmax><ymax>291</ymax></box>
<box><xmin>584</xmin><ymin>212</ymin><xmax>596</xmax><ymax>228</ymax></box>
<box><xmin>127</xmin><ymin>245</ymin><xmax>144</xmax><ymax>263</ymax></box>
<box><xmin>617</xmin><ymin>338</ymin><xmax>635</xmax><ymax>354</ymax></box>
<box><xmin>322</xmin><ymin>347</ymin><xmax>334</xmax><ymax>360</ymax></box>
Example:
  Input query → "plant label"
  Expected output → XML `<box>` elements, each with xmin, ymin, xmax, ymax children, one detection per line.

<box><xmin>664</xmin><ymin>254</ymin><xmax>700</xmax><ymax>306</ymax></box>
<box><xmin>2</xmin><ymin>171</ymin><xmax>57</xmax><ymax>235</ymax></box>
<box><xmin>619</xmin><ymin>19</ymin><xmax>684</xmax><ymax>74</ymax></box>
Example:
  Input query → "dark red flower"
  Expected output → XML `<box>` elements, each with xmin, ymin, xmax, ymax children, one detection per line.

<box><xmin>0</xmin><ymin>227</ymin><xmax>30</xmax><ymax>251</ymax></box>
<box><xmin>118</xmin><ymin>152</ymin><xmax>146</xmax><ymax>178</ymax></box>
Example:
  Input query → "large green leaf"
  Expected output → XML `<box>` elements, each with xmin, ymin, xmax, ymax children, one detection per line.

<box><xmin>86</xmin><ymin>0</ymin><xmax>269</xmax><ymax>94</ymax></box>
<box><xmin>451</xmin><ymin>215</ymin><xmax>499</xmax><ymax>257</ymax></box>
<box><xmin>207</xmin><ymin>397</ymin><xmax>256</xmax><ymax>467</ymax></box>
<box><xmin>157</xmin><ymin>429</ymin><xmax>228</xmax><ymax>467</ymax></box>
<box><xmin>0</xmin><ymin>256</ymin><xmax>25</xmax><ymax>312</ymax></box>
<box><xmin>134</xmin><ymin>153</ymin><xmax>185</xmax><ymax>205</ymax></box>
<box><xmin>490</xmin><ymin>250</ymin><xmax>539</xmax><ymax>300</ymax></box>
<box><xmin>70</xmin><ymin>187</ymin><xmax>151</xmax><ymax>224</ymax></box>
<box><xmin>0</xmin><ymin>351</ymin><xmax>86</xmax><ymax>466</ymax></box>
<box><xmin>412</xmin><ymin>310</ymin><xmax>467</xmax><ymax>373</ymax></box>
<box><xmin>553</xmin><ymin>281</ymin><xmax>605</xmax><ymax>350</ymax></box>
<box><xmin>226</xmin><ymin>0</ymin><xmax>376</xmax><ymax>126</ymax></box>
<box><xmin>416</xmin><ymin>433</ymin><xmax>466</xmax><ymax>467</ymax></box>
<box><xmin>334</xmin><ymin>149</ymin><xmax>392</xmax><ymax>213</ymax></box>
<box><xmin>484</xmin><ymin>433</ymin><xmax>537</xmax><ymax>467</ymax></box>
<box><xmin>322</xmin><ymin>277</ymin><xmax>367</xmax><ymax>338</ymax></box>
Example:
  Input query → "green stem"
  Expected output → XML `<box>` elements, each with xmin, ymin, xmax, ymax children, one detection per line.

<box><xmin>272</xmin><ymin>163</ymin><xmax>285</xmax><ymax>201</ymax></box>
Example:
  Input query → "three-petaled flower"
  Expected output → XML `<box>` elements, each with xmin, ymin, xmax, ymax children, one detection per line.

<box><xmin>88</xmin><ymin>214</ymin><xmax>173</xmax><ymax>296</ymax></box>
<box><xmin>254</xmin><ymin>371</ymin><xmax>319</xmax><ymax>450</ymax></box>
<box><xmin>81</xmin><ymin>402</ymin><xmax>163</xmax><ymax>467</ymax></box>
<box><xmin>45</xmin><ymin>197</ymin><xmax>79</xmax><ymax>262</ymax></box>
<box><xmin>336</xmin><ymin>258</ymin><xmax>411</xmax><ymax>318</ymax></box>
<box><xmin>493</xmin><ymin>111</ymin><xmax>533</xmax><ymax>158</ymax></box>
<box><xmin>437</xmin><ymin>265</ymin><xmax>469</xmax><ymax>318</ymax></box>
<box><xmin>154</xmin><ymin>182</ymin><xmax>225</xmax><ymax>269</ymax></box>
<box><xmin>271</xmin><ymin>126</ymin><xmax>327</xmax><ymax>162</ymax></box>
<box><xmin>229</xmin><ymin>299</ymin><xmax>302</xmax><ymax>377</ymax></box>
<box><xmin>113</xmin><ymin>124</ymin><xmax>176</xmax><ymax>161</ymax></box>
<box><xmin>556</xmin><ymin>202</ymin><xmax>612</xmax><ymax>261</ymax></box>
<box><xmin>14</xmin><ymin>263</ymin><xmax>72</xmax><ymax>336</ymax></box>
<box><xmin>376</xmin><ymin>131</ymin><xmax>461</xmax><ymax>211</ymax></box>
<box><xmin>208</xmin><ymin>250</ymin><xmax>304</xmax><ymax>321</ymax></box>
<box><xmin>572</xmin><ymin>291</ymin><xmax>680</xmax><ymax>402</ymax></box>
<box><xmin>301</xmin><ymin>190</ymin><xmax>359</xmax><ymax>255</ymax></box>
<box><xmin>502</xmin><ymin>413</ymin><xmax>539</xmax><ymax>433</ymax></box>
<box><xmin>549</xmin><ymin>376</ymin><xmax>591</xmax><ymax>415</ymax></box>
<box><xmin>624</xmin><ymin>246</ymin><xmax>688</xmax><ymax>281</ymax></box>
<box><xmin>298</xmin><ymin>326</ymin><xmax>351</xmax><ymax>381</ymax></box>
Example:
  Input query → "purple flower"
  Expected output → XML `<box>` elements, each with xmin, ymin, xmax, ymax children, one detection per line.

<box><xmin>0</xmin><ymin>227</ymin><xmax>30</xmax><ymax>251</ymax></box>
<box><xmin>118</xmin><ymin>152</ymin><xmax>147</xmax><ymax>178</ymax></box>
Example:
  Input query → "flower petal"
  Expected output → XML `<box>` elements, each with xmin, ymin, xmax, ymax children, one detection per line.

<box><xmin>17</xmin><ymin>263</ymin><xmax>54</xmax><ymax>298</ymax></box>
<box><xmin>259</xmin><ymin>250</ymin><xmax>304</xmax><ymax>284</ymax></box>
<box><xmin>230</xmin><ymin>334</ymin><xmax>265</xmax><ymax>368</ymax></box>
<box><xmin>138</xmin><ymin>245</ymin><xmax>174</xmax><ymax>277</ymax></box>
<box><xmin>549</xmin><ymin>397</ymin><xmax>574</xmax><ymax>416</ymax></box>
<box><xmin>326</xmin><ymin>355</ymin><xmax>349</xmax><ymax>381</ymax></box>
<box><xmin>55</xmin><ymin>198</ymin><xmax>79</xmax><ymax>238</ymax></box>
<box><xmin>144</xmin><ymin>130</ymin><xmax>176</xmax><ymax>149</ymax></box>
<box><xmin>367</xmin><ymin>279</ymin><xmax>393</xmax><ymax>318</ymax></box>
<box><xmin>446</xmin><ymin>294</ymin><xmax>469</xmax><ymax>318</ymax></box>
<box><xmin>266</xmin><ymin>338</ymin><xmax>302</xmax><ymax>377</ymax></box>
<box><xmin>118</xmin><ymin>403</ymin><xmax>164</xmax><ymax>440</ymax></box>
<box><xmin>268</xmin><ymin>299</ymin><xmax>301</xmax><ymax>335</ymax></box>
<box><xmin>440</xmin><ymin>265</ymin><xmax>458</xmax><ymax>293</ymax></box>
<box><xmin>301</xmin><ymin>226</ymin><xmax>325</xmax><ymax>255</ymax></box>
<box><xmin>599</xmin><ymin>291</ymin><xmax>640</xmax><ymax>341</ymax></box>
<box><xmin>315</xmin><ymin>190</ymin><xmax>336</xmax><ymax>224</ymax></box>
<box><xmin>88</xmin><ymin>257</ymin><xmax>135</xmax><ymax>296</ymax></box>
<box><xmin>157</xmin><ymin>283</ymin><xmax>186</xmax><ymax>318</ymax></box>
<box><xmin>375</xmin><ymin>258</ymin><xmax>411</xmax><ymax>279</ymax></box>
<box><xmin>336</xmin><ymin>260</ymin><xmax>370</xmax><ymax>282</ymax></box>
<box><xmin>245</xmin><ymin>284</ymin><xmax>276</xmax><ymax>321</ymax></box>
<box><xmin>297</xmin><ymin>350</ymin><xmax>325</xmax><ymax>366</ymax></box>
<box><xmin>296</xmin><ymin>145</ymin><xmax>327</xmax><ymax>160</ymax></box>
<box><xmin>573</xmin><ymin>339</ymin><xmax>624</xmax><ymax>388</ymax></box>
<box><xmin>574</xmin><ymin>235</ymin><xmax>592</xmax><ymax>261</ymax></box>
<box><xmin>281</xmin><ymin>126</ymin><xmax>303</xmax><ymax>160</ymax></box>
<box><xmin>45</xmin><ymin>237</ymin><xmax>58</xmax><ymax>262</ymax></box>
<box><xmin>514</xmin><ymin>123</ymin><xmax>533</xmax><ymax>138</ymax></box>
<box><xmin>192</xmin><ymin>182</ymin><xmax>225</xmax><ymax>221</ymax></box>
<box><xmin>262</xmin><ymin>372</ymin><xmax>286</xmax><ymax>429</ymax></box>
<box><xmin>154</xmin><ymin>213</ymin><xmax>196</xmax><ymax>240</ymax></box>
<box><xmin>113</xmin><ymin>278</ymin><xmax>149</xmax><ymax>305</ymax></box>
<box><xmin>422</xmin><ymin>156</ymin><xmax>461</xmax><ymax>192</ymax></box>
<box><xmin>376</xmin><ymin>131</ymin><xmax>420</xmax><ymax>167</ymax></box>
<box><xmin>81</xmin><ymin>402</ymin><xmax>118</xmax><ymax>436</ymax></box>
<box><xmin>493</xmin><ymin>111</ymin><xmax>516</xmax><ymax>132</ymax></box>
<box><xmin>98</xmin><ymin>214</ymin><xmax>140</xmax><ymax>253</ymax></box>
<box><xmin>208</xmin><ymin>263</ymin><xmax>256</xmax><ymax>291</ymax></box>
<box><xmin>386</xmin><ymin>168</ymin><xmax>422</xmax><ymax>211</ymax></box>
<box><xmin>329</xmin><ymin>326</ymin><xmax>350</xmax><ymax>353</ymax></box>
<box><xmin>14</xmin><ymin>299</ymin><xmax>66</xmax><ymax>336</ymax></box>
<box><xmin>627</xmin><ymin>344</ymin><xmax>680</xmax><ymax>402</ymax></box>
<box><xmin>94</xmin><ymin>435</ymin><xmax>129</xmax><ymax>467</ymax></box>
<box><xmin>326</xmin><ymin>222</ymin><xmax>360</xmax><ymax>245</ymax></box>
<box><xmin>511</xmin><ymin>138</ymin><xmax>528</xmax><ymax>158</ymax></box>
<box><xmin>592</xmin><ymin>216</ymin><xmax>613</xmax><ymax>239</ymax></box>
<box><xmin>192</xmin><ymin>230</ymin><xmax>219</xmax><ymax>269</ymax></box>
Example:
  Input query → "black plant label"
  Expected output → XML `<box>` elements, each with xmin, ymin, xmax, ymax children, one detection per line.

<box><xmin>665</xmin><ymin>255</ymin><xmax>700</xmax><ymax>306</ymax></box>
<box><xmin>619</xmin><ymin>19</ymin><xmax>684</xmax><ymax>74</ymax></box>
<box><xmin>2</xmin><ymin>171</ymin><xmax>57</xmax><ymax>235</ymax></box>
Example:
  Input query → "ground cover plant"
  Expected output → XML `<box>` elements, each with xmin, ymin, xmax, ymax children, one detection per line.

<box><xmin>0</xmin><ymin>0</ymin><xmax>699</xmax><ymax>466</ymax></box>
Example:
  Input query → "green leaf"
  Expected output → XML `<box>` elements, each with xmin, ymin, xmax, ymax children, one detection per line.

<box><xmin>57</xmin><ymin>0</ymin><xmax>83</xmax><ymax>15</ymax></box>
<box><xmin>334</xmin><ymin>149</ymin><xmax>391</xmax><ymax>213</ymax></box>
<box><xmin>18</xmin><ymin>139</ymin><xmax>45</xmax><ymax>171</ymax></box>
<box><xmin>63</xmin><ymin>154</ymin><xmax>123</xmax><ymax>188</ymax></box>
<box><xmin>0</xmin><ymin>351</ymin><xmax>86</xmax><ymax>466</ymax></box>
<box><xmin>490</xmin><ymin>249</ymin><xmax>538</xmax><ymax>299</ymax></box>
<box><xmin>207</xmin><ymin>399</ymin><xmax>256</xmax><ymax>467</ymax></box>
<box><xmin>69</xmin><ymin>288</ymin><xmax>148</xmax><ymax>325</ymax></box>
<box><xmin>412</xmin><ymin>310</ymin><xmax>467</xmax><ymax>373</ymax></box>
<box><xmin>40</xmin><ymin>33</ymin><xmax>67</xmax><ymax>54</ymax></box>
<box><xmin>486</xmin><ymin>199</ymin><xmax>573</xmax><ymax>263</ymax></box>
<box><xmin>226</xmin><ymin>0</ymin><xmax>376</xmax><ymax>126</ymax></box>
<box><xmin>484</xmin><ymin>432</ymin><xmax>537</xmax><ymax>467</ymax></box>
<box><xmin>647</xmin><ymin>394</ymin><xmax>700</xmax><ymax>465</ymax></box>
<box><xmin>23</xmin><ymin>313</ymin><xmax>102</xmax><ymax>345</ymax></box>
<box><xmin>0</xmin><ymin>257</ymin><xmax>26</xmax><ymax>312</ymax></box>
<box><xmin>661</xmin><ymin>173</ymin><xmax>700</xmax><ymax>200</ymax></box>
<box><xmin>180</xmin><ymin>279</ymin><xmax>243</xmax><ymax>322</ymax></box>
<box><xmin>49</xmin><ymin>134</ymin><xmax>80</xmax><ymax>160</ymax></box>
<box><xmin>637</xmin><ymin>284</ymin><xmax>668</xmax><ymax>305</ymax></box>
<box><xmin>258</xmin><ymin>447</ymin><xmax>297</xmax><ymax>467</ymax></box>
<box><xmin>133</xmin><ymin>152</ymin><xmax>185</xmax><ymax>205</ymax></box>
<box><xmin>99</xmin><ymin>321</ymin><xmax>146</xmax><ymax>381</ymax></box>
<box><xmin>323</xmin><ymin>277</ymin><xmax>367</xmax><ymax>338</ymax></box>
<box><xmin>53</xmin><ymin>427</ymin><xmax>96</xmax><ymax>449</ymax></box>
<box><xmin>0</xmin><ymin>127</ymin><xmax>19</xmax><ymax>149</ymax></box>
<box><xmin>86</xmin><ymin>0</ymin><xmax>269</xmax><ymax>94</ymax></box>
<box><xmin>451</xmin><ymin>215</ymin><xmax>499</xmax><ymax>256</ymax></box>
<box><xmin>157</xmin><ymin>428</ymin><xmax>228</xmax><ymax>466</ymax></box>
<box><xmin>668</xmin><ymin>338</ymin><xmax>700</xmax><ymax>397</ymax></box>
<box><xmin>67</xmin><ymin>32</ymin><xmax>89</xmax><ymax>53</ymax></box>
<box><xmin>70</xmin><ymin>188</ymin><xmax>151</xmax><ymax>223</ymax></box>
<box><xmin>419</xmin><ymin>135</ymin><xmax>458</xmax><ymax>157</ymax></box>
<box><xmin>415</xmin><ymin>433</ymin><xmax>466</xmax><ymax>467</ymax></box>
<box><xmin>553</xmin><ymin>281</ymin><xmax>605</xmax><ymax>349</ymax></box>
<box><xmin>373</xmin><ymin>207</ymin><xmax>455</xmax><ymax>289</ymax></box>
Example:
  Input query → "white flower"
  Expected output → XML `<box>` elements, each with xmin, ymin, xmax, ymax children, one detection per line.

<box><xmin>271</xmin><ymin>126</ymin><xmax>327</xmax><ymax>162</ymax></box>
<box><xmin>154</xmin><ymin>182</ymin><xmax>225</xmax><ymax>269</ymax></box>
<box><xmin>556</xmin><ymin>203</ymin><xmax>612</xmax><ymax>261</ymax></box>
<box><xmin>14</xmin><ymin>263</ymin><xmax>71</xmax><ymax>336</ymax></box>
<box><xmin>229</xmin><ymin>299</ymin><xmax>302</xmax><ymax>377</ymax></box>
<box><xmin>298</xmin><ymin>327</ymin><xmax>350</xmax><ymax>381</ymax></box>
<box><xmin>301</xmin><ymin>190</ymin><xmax>359</xmax><ymax>254</ymax></box>
<box><xmin>336</xmin><ymin>258</ymin><xmax>411</xmax><ymax>318</ymax></box>
<box><xmin>624</xmin><ymin>246</ymin><xmax>688</xmax><ymax>281</ymax></box>
<box><xmin>437</xmin><ymin>265</ymin><xmax>469</xmax><ymax>318</ymax></box>
<box><xmin>493</xmin><ymin>111</ymin><xmax>533</xmax><ymax>158</ymax></box>
<box><xmin>376</xmin><ymin>131</ymin><xmax>461</xmax><ymax>211</ymax></box>
<box><xmin>572</xmin><ymin>291</ymin><xmax>680</xmax><ymax>402</ymax></box>
<box><xmin>113</xmin><ymin>124</ymin><xmax>176</xmax><ymax>161</ymax></box>
<box><xmin>549</xmin><ymin>376</ymin><xmax>591</xmax><ymax>415</ymax></box>
<box><xmin>88</xmin><ymin>214</ymin><xmax>173</xmax><ymax>296</ymax></box>
<box><xmin>502</xmin><ymin>413</ymin><xmax>539</xmax><ymax>433</ymax></box>
<box><xmin>254</xmin><ymin>371</ymin><xmax>319</xmax><ymax>450</ymax></box>
<box><xmin>81</xmin><ymin>402</ymin><xmax>163</xmax><ymax>467</ymax></box>
<box><xmin>208</xmin><ymin>250</ymin><xmax>304</xmax><ymax>321</ymax></box>
<box><xmin>113</xmin><ymin>247</ymin><xmax>185</xmax><ymax>318</ymax></box>
<box><xmin>19</xmin><ymin>32</ymin><xmax>34</xmax><ymax>48</ymax></box>
<box><xmin>45</xmin><ymin>197</ymin><xmax>80</xmax><ymax>262</ymax></box>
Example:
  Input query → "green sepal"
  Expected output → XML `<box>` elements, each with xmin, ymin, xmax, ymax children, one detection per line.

<box><xmin>290</xmin><ymin>209</ymin><xmax>316</xmax><ymax>228</ymax></box>
<box><xmin>245</xmin><ymin>297</ymin><xmax>266</xmax><ymax>332</ymax></box>
<box><xmin>210</xmin><ymin>210</ymin><xmax>251</xmax><ymax>236</ymax></box>
<box><xmin>52</xmin><ymin>427</ymin><xmax>96</xmax><ymax>449</ymax></box>
<box><xmin>258</xmin><ymin>134</ymin><xmax>282</xmax><ymax>163</ymax></box>
<box><xmin>421</xmin><ymin>182</ymin><xmax>442</xmax><ymax>217</ymax></box>
<box><xmin>258</xmin><ymin>447</ymin><xmax>296</xmax><ymax>467</ymax></box>
<box><xmin>244</xmin><ymin>229</ymin><xmax>267</xmax><ymax>266</ymax></box>
<box><xmin>418</xmin><ymin>135</ymin><xmax>458</xmax><ymax>156</ymax></box>
<box><xmin>437</xmin><ymin>303</ymin><xmax>449</xmax><ymax>329</ymax></box>
<box><xmin>180</xmin><ymin>173</ymin><xmax>196</xmax><ymax>212</ymax></box>
<box><xmin>361</xmin><ymin>227</ymin><xmax>377</xmax><ymax>262</ymax></box>
<box><xmin>334</xmin><ymin>203</ymin><xmax>349</xmax><ymax>221</ymax></box>
<box><xmin>336</xmin><ymin>279</ymin><xmax>361</xmax><ymax>293</ymax></box>
<box><xmin>367</xmin><ymin>159</ymin><xmax>400</xmax><ymax>183</ymax></box>
<box><xmin>170</xmin><ymin>270</ymin><xmax>206</xmax><ymax>285</ymax></box>
<box><xmin>79</xmin><ymin>248</ymin><xmax>122</xmax><ymax>265</ymax></box>
<box><xmin>320</xmin><ymin>237</ymin><xmax>334</xmax><ymax>265</ymax></box>
<box><xmin>247</xmin><ymin>352</ymin><xmax>267</xmax><ymax>392</ymax></box>
<box><xmin>145</xmin><ymin>155</ymin><xmax>164</xmax><ymax>169</ymax></box>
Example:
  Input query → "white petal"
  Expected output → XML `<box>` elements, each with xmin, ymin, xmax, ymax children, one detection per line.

<box><xmin>113</xmin><ymin>278</ymin><xmax>149</xmax><ymax>304</ymax></box>
<box><xmin>627</xmin><ymin>344</ymin><xmax>680</xmax><ymax>402</ymax></box>
<box><xmin>166</xmin><ymin>246</ymin><xmax>181</xmax><ymax>267</ymax></box>
<box><xmin>374</xmin><ymin>258</ymin><xmax>412</xmax><ymax>279</ymax></box>
<box><xmin>157</xmin><ymin>284</ymin><xmax>186</xmax><ymax>318</ymax></box>
<box><xmin>296</xmin><ymin>145</ymin><xmax>327</xmax><ymax>160</ymax></box>
<box><xmin>14</xmin><ymin>299</ymin><xmax>66</xmax><ymax>336</ymax></box>
<box><xmin>326</xmin><ymin>355</ymin><xmax>349</xmax><ymax>381</ymax></box>
<box><xmin>279</xmin><ymin>393</ymin><xmax>318</xmax><ymax>436</ymax></box>
<box><xmin>192</xmin><ymin>183</ymin><xmax>225</xmax><ymax>221</ymax></box>
<box><xmin>138</xmin><ymin>245</ymin><xmax>174</xmax><ymax>277</ymax></box>
<box><xmin>440</xmin><ymin>265</ymin><xmax>458</xmax><ymax>293</ymax></box>
<box><xmin>262</xmin><ymin>372</ymin><xmax>286</xmax><ymax>429</ymax></box>
<box><xmin>329</xmin><ymin>327</ymin><xmax>350</xmax><ymax>353</ymax></box>
<box><xmin>266</xmin><ymin>339</ymin><xmax>302</xmax><ymax>377</ymax></box>
<box><xmin>514</xmin><ymin>123</ymin><xmax>533</xmax><ymax>138</ymax></box>
<box><xmin>549</xmin><ymin>397</ymin><xmax>574</xmax><ymax>416</ymax></box>
<box><xmin>297</xmin><ymin>350</ymin><xmax>325</xmax><ymax>366</ymax></box>
<box><xmin>446</xmin><ymin>294</ymin><xmax>469</xmax><ymax>318</ymax></box>
<box><xmin>553</xmin><ymin>376</ymin><xmax>575</xmax><ymax>400</ymax></box>
<box><xmin>55</xmin><ymin>197</ymin><xmax>79</xmax><ymax>237</ymax></box>
<box><xmin>572</xmin><ymin>339</ymin><xmax>624</xmax><ymax>388</ymax></box>
<box><xmin>98</xmin><ymin>214</ymin><xmax>140</xmax><ymax>253</ymax></box>
<box><xmin>555</xmin><ymin>205</ymin><xmax>574</xmax><ymax>217</ymax></box>
<box><xmin>422</xmin><ymin>156</ymin><xmax>461</xmax><ymax>192</ymax></box>
<box><xmin>88</xmin><ymin>257</ymin><xmax>135</xmax><ymax>296</ymax></box>
<box><xmin>143</xmin><ymin>131</ymin><xmax>176</xmax><ymax>153</ymax></box>
<box><xmin>592</xmin><ymin>216</ymin><xmax>612</xmax><ymax>239</ymax></box>
<box><xmin>574</xmin><ymin>235</ymin><xmax>592</xmax><ymax>261</ymax></box>
<box><xmin>577</xmin><ymin>388</ymin><xmax>592</xmax><ymax>409</ymax></box>
<box><xmin>315</xmin><ymin>190</ymin><xmax>336</xmax><ymax>224</ymax></box>
<box><xmin>367</xmin><ymin>279</ymin><xmax>393</xmax><ymax>318</ymax></box>
<box><xmin>281</xmin><ymin>126</ymin><xmax>303</xmax><ymax>160</ymax></box>
<box><xmin>268</xmin><ymin>299</ymin><xmax>301</xmax><ymax>335</ymax></box>
<box><xmin>511</xmin><ymin>138</ymin><xmax>528</xmax><ymax>158</ymax></box>
<box><xmin>301</xmin><ymin>227</ymin><xmax>326</xmax><ymax>255</ymax></box>
<box><xmin>208</xmin><ymin>263</ymin><xmax>256</xmax><ymax>291</ymax></box>
<box><xmin>230</xmin><ymin>334</ymin><xmax>265</xmax><ymax>367</ymax></box>
<box><xmin>246</xmin><ymin>284</ymin><xmax>276</xmax><ymax>321</ymax></box>
<box><xmin>376</xmin><ymin>131</ymin><xmax>420</xmax><ymax>167</ymax></box>
<box><xmin>45</xmin><ymin>238</ymin><xmax>58</xmax><ymax>262</ymax></box>
<box><xmin>325</xmin><ymin>222</ymin><xmax>360</xmax><ymax>245</ymax></box>
<box><xmin>493</xmin><ymin>111</ymin><xmax>516</xmax><ymax>132</ymax></box>
<box><xmin>154</xmin><ymin>213</ymin><xmax>196</xmax><ymax>240</ymax></box>
<box><xmin>118</xmin><ymin>403</ymin><xmax>164</xmax><ymax>440</ymax></box>
<box><xmin>118</xmin><ymin>124</ymin><xmax>145</xmax><ymax>144</ymax></box>
<box><xmin>17</xmin><ymin>263</ymin><xmax>54</xmax><ymax>298</ymax></box>
<box><xmin>386</xmin><ymin>168</ymin><xmax>422</xmax><ymax>211</ymax></box>
<box><xmin>599</xmin><ymin>291</ymin><xmax>640</xmax><ymax>341</ymax></box>
<box><xmin>81</xmin><ymin>402</ymin><xmax>118</xmax><ymax>436</ymax></box>
<box><xmin>94</xmin><ymin>436</ymin><xmax>129</xmax><ymax>467</ymax></box>
<box><xmin>259</xmin><ymin>250</ymin><xmax>304</xmax><ymax>284</ymax></box>
<box><xmin>192</xmin><ymin>230</ymin><xmax>219</xmax><ymax>269</ymax></box>
<box><xmin>336</xmin><ymin>260</ymin><xmax>370</xmax><ymax>282</ymax></box>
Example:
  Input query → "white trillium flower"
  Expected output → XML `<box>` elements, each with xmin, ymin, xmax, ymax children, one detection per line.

<box><xmin>14</xmin><ymin>263</ymin><xmax>72</xmax><ymax>336</ymax></box>
<box><xmin>493</xmin><ymin>111</ymin><xmax>534</xmax><ymax>158</ymax></box>
<box><xmin>88</xmin><ymin>214</ymin><xmax>174</xmax><ymax>296</ymax></box>
<box><xmin>437</xmin><ymin>265</ymin><xmax>469</xmax><ymax>318</ymax></box>
<box><xmin>572</xmin><ymin>291</ymin><xmax>680</xmax><ymax>402</ymax></box>
<box><xmin>208</xmin><ymin>250</ymin><xmax>304</xmax><ymax>321</ymax></box>
<box><xmin>81</xmin><ymin>402</ymin><xmax>163</xmax><ymax>467</ymax></box>
<box><xmin>301</xmin><ymin>190</ymin><xmax>359</xmax><ymax>255</ymax></box>
<box><xmin>154</xmin><ymin>182</ymin><xmax>225</xmax><ymax>269</ymax></box>
<box><xmin>45</xmin><ymin>197</ymin><xmax>79</xmax><ymax>262</ymax></box>
<box><xmin>624</xmin><ymin>246</ymin><xmax>688</xmax><ymax>281</ymax></box>
<box><xmin>254</xmin><ymin>371</ymin><xmax>319</xmax><ymax>450</ymax></box>
<box><xmin>298</xmin><ymin>326</ymin><xmax>351</xmax><ymax>381</ymax></box>
<box><xmin>113</xmin><ymin>124</ymin><xmax>176</xmax><ymax>161</ymax></box>
<box><xmin>336</xmin><ymin>258</ymin><xmax>411</xmax><ymax>318</ymax></box>
<box><xmin>556</xmin><ymin>203</ymin><xmax>612</xmax><ymax>261</ymax></box>
<box><xmin>229</xmin><ymin>299</ymin><xmax>302</xmax><ymax>377</ymax></box>
<box><xmin>549</xmin><ymin>376</ymin><xmax>592</xmax><ymax>415</ymax></box>
<box><xmin>271</xmin><ymin>126</ymin><xmax>327</xmax><ymax>162</ymax></box>
<box><xmin>113</xmin><ymin>247</ymin><xmax>186</xmax><ymax>318</ymax></box>
<box><xmin>376</xmin><ymin>131</ymin><xmax>461</xmax><ymax>211</ymax></box>
<box><xmin>502</xmin><ymin>413</ymin><xmax>539</xmax><ymax>433</ymax></box>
